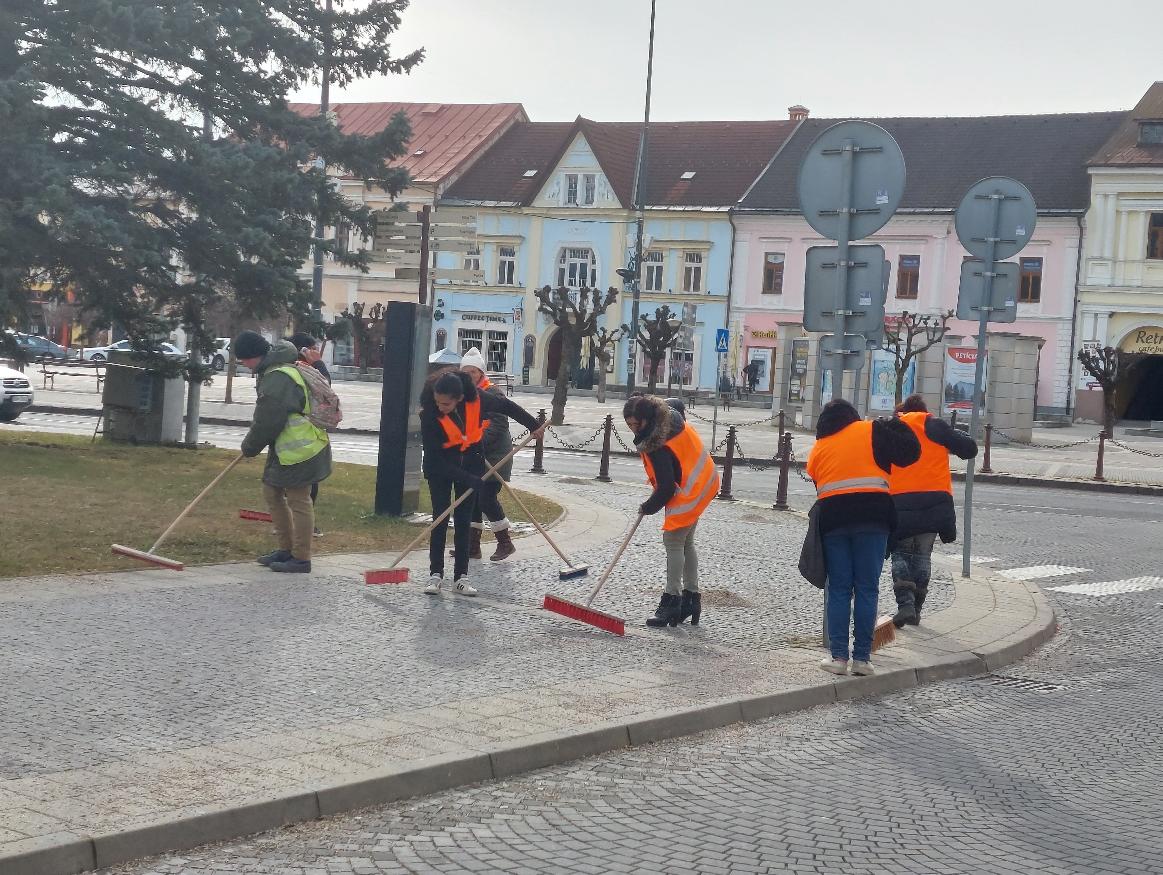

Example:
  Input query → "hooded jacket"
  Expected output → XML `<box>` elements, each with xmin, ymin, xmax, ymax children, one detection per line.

<box><xmin>240</xmin><ymin>341</ymin><xmax>333</xmax><ymax>489</ymax></box>
<box><xmin>631</xmin><ymin>396</ymin><xmax>689</xmax><ymax>516</ymax></box>
<box><xmin>890</xmin><ymin>415</ymin><xmax>978</xmax><ymax>545</ymax></box>
<box><xmin>419</xmin><ymin>370</ymin><xmax>539</xmax><ymax>486</ymax></box>
<box><xmin>810</xmin><ymin>404</ymin><xmax>920</xmax><ymax>536</ymax></box>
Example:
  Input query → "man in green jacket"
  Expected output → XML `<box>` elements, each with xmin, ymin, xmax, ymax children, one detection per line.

<box><xmin>234</xmin><ymin>331</ymin><xmax>332</xmax><ymax>573</ymax></box>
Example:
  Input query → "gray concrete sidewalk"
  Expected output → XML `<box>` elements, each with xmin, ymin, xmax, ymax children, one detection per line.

<box><xmin>1</xmin><ymin>477</ymin><xmax>1052</xmax><ymax>875</ymax></box>
<box><xmin>26</xmin><ymin>372</ymin><xmax>1163</xmax><ymax>487</ymax></box>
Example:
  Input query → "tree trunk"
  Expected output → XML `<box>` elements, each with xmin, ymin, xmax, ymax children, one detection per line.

<box><xmin>894</xmin><ymin>361</ymin><xmax>907</xmax><ymax>405</ymax></box>
<box><xmin>550</xmin><ymin>329</ymin><xmax>577</xmax><ymax>425</ymax></box>
<box><xmin>1103</xmin><ymin>387</ymin><xmax>1117</xmax><ymax>435</ymax></box>
<box><xmin>596</xmin><ymin>351</ymin><xmax>609</xmax><ymax>404</ymax></box>
<box><xmin>646</xmin><ymin>356</ymin><xmax>661</xmax><ymax>394</ymax></box>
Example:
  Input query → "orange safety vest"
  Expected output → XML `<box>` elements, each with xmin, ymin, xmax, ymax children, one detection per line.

<box><xmin>439</xmin><ymin>398</ymin><xmax>490</xmax><ymax>452</ymax></box>
<box><xmin>889</xmin><ymin>411</ymin><xmax>953</xmax><ymax>496</ymax></box>
<box><xmin>806</xmin><ymin>420</ymin><xmax>890</xmax><ymax>499</ymax></box>
<box><xmin>641</xmin><ymin>422</ymin><xmax>720</xmax><ymax>531</ymax></box>
<box><xmin>478</xmin><ymin>376</ymin><xmax>493</xmax><ymax>391</ymax></box>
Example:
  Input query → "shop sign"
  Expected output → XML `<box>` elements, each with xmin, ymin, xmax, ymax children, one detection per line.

<box><xmin>750</xmin><ymin>329</ymin><xmax>778</xmax><ymax>339</ymax></box>
<box><xmin>462</xmin><ymin>313</ymin><xmax>509</xmax><ymax>324</ymax></box>
<box><xmin>1120</xmin><ymin>327</ymin><xmax>1163</xmax><ymax>356</ymax></box>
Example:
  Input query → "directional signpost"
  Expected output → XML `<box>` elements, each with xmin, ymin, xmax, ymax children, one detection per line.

<box><xmin>953</xmin><ymin>176</ymin><xmax>1037</xmax><ymax>578</ymax></box>
<box><xmin>798</xmin><ymin>121</ymin><xmax>906</xmax><ymax>405</ymax></box>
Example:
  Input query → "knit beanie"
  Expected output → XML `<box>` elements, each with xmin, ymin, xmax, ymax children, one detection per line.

<box><xmin>233</xmin><ymin>330</ymin><xmax>271</xmax><ymax>360</ymax></box>
<box><xmin>287</xmin><ymin>331</ymin><xmax>318</xmax><ymax>351</ymax></box>
<box><xmin>460</xmin><ymin>346</ymin><xmax>487</xmax><ymax>373</ymax></box>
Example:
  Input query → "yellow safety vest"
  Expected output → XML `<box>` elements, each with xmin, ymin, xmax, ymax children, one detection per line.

<box><xmin>269</xmin><ymin>365</ymin><xmax>329</xmax><ymax>465</ymax></box>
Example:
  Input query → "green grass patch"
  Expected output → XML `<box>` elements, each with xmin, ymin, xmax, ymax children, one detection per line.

<box><xmin>0</xmin><ymin>431</ymin><xmax>561</xmax><ymax>578</ymax></box>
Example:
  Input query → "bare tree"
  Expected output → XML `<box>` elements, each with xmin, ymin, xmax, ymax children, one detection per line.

<box><xmin>881</xmin><ymin>310</ymin><xmax>954</xmax><ymax>404</ymax></box>
<box><xmin>340</xmin><ymin>302</ymin><xmax>386</xmax><ymax>374</ymax></box>
<box><xmin>1078</xmin><ymin>345</ymin><xmax>1138</xmax><ymax>435</ymax></box>
<box><xmin>534</xmin><ymin>285</ymin><xmax>619</xmax><ymax>425</ymax></box>
<box><xmin>591</xmin><ymin>325</ymin><xmax>626</xmax><ymax>404</ymax></box>
<box><xmin>626</xmin><ymin>305</ymin><xmax>682</xmax><ymax>395</ymax></box>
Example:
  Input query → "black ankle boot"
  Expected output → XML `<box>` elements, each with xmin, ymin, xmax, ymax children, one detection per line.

<box><xmin>646</xmin><ymin>592</ymin><xmax>682</xmax><ymax>628</ymax></box>
<box><xmin>913</xmin><ymin>588</ymin><xmax>927</xmax><ymax>624</ymax></box>
<box><xmin>892</xmin><ymin>585</ymin><xmax>917</xmax><ymax>628</ymax></box>
<box><xmin>678</xmin><ymin>590</ymin><xmax>702</xmax><ymax>625</ymax></box>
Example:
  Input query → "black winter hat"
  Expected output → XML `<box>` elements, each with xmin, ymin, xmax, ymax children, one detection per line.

<box><xmin>287</xmin><ymin>331</ymin><xmax>318</xmax><ymax>351</ymax></box>
<box><xmin>233</xmin><ymin>330</ymin><xmax>271</xmax><ymax>360</ymax></box>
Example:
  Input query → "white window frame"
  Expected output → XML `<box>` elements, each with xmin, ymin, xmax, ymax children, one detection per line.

<box><xmin>485</xmin><ymin>329</ymin><xmax>509</xmax><ymax>372</ymax></box>
<box><xmin>557</xmin><ymin>247</ymin><xmax>597</xmax><ymax>289</ymax></box>
<box><xmin>682</xmin><ymin>252</ymin><xmax>703</xmax><ymax>293</ymax></box>
<box><xmin>644</xmin><ymin>250</ymin><xmax>664</xmax><ymax>292</ymax></box>
<box><xmin>583</xmin><ymin>173</ymin><xmax>596</xmax><ymax>205</ymax></box>
<box><xmin>496</xmin><ymin>245</ymin><xmax>516</xmax><ymax>286</ymax></box>
<box><xmin>463</xmin><ymin>246</ymin><xmax>481</xmax><ymax>273</ymax></box>
<box><xmin>458</xmin><ymin>327</ymin><xmax>484</xmax><ymax>356</ymax></box>
<box><xmin>564</xmin><ymin>173</ymin><xmax>579</xmax><ymax>206</ymax></box>
<box><xmin>563</xmin><ymin>172</ymin><xmax>596</xmax><ymax>206</ymax></box>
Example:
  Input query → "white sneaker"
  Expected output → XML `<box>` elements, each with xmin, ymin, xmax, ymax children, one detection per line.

<box><xmin>850</xmin><ymin>660</ymin><xmax>876</xmax><ymax>676</ymax></box>
<box><xmin>453</xmin><ymin>576</ymin><xmax>478</xmax><ymax>596</ymax></box>
<box><xmin>819</xmin><ymin>657</ymin><xmax>849</xmax><ymax>676</ymax></box>
<box><xmin>424</xmin><ymin>574</ymin><xmax>442</xmax><ymax>594</ymax></box>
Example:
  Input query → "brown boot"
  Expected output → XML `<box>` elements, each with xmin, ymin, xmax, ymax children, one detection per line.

<box><xmin>490</xmin><ymin>528</ymin><xmax>516</xmax><ymax>562</ymax></box>
<box><xmin>449</xmin><ymin>528</ymin><xmax>484</xmax><ymax>559</ymax></box>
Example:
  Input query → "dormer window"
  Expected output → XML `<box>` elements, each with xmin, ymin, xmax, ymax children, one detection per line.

<box><xmin>564</xmin><ymin>173</ymin><xmax>597</xmax><ymax>206</ymax></box>
<box><xmin>680</xmin><ymin>171</ymin><xmax>696</xmax><ymax>180</ymax></box>
<box><xmin>1138</xmin><ymin>120</ymin><xmax>1163</xmax><ymax>146</ymax></box>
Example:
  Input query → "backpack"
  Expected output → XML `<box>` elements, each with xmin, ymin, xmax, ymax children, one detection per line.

<box><xmin>292</xmin><ymin>363</ymin><xmax>343</xmax><ymax>431</ymax></box>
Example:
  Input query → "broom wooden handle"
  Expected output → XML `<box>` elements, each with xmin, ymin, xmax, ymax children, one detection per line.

<box><xmin>388</xmin><ymin>429</ymin><xmax>541</xmax><ymax>569</ymax></box>
<box><xmin>585</xmin><ymin>514</ymin><xmax>644</xmax><ymax>607</ymax></box>
<box><xmin>149</xmin><ymin>454</ymin><xmax>245</xmax><ymax>554</ymax></box>
<box><xmin>498</xmin><ymin>479</ymin><xmax>577</xmax><ymax>569</ymax></box>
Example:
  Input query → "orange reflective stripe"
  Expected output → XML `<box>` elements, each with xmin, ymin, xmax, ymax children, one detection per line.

<box><xmin>889</xmin><ymin>411</ymin><xmax>953</xmax><ymax>495</ymax></box>
<box><xmin>438</xmin><ymin>398</ymin><xmax>490</xmax><ymax>452</ymax></box>
<box><xmin>806</xmin><ymin>420</ymin><xmax>889</xmax><ymax>498</ymax></box>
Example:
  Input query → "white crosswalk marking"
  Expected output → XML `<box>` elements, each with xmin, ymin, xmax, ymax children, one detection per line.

<box><xmin>1049</xmin><ymin>576</ymin><xmax>1163</xmax><ymax>596</ymax></box>
<box><xmin>996</xmin><ymin>565</ymin><xmax>1090</xmax><ymax>581</ymax></box>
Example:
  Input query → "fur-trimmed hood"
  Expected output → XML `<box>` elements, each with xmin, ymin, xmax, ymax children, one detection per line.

<box><xmin>633</xmin><ymin>395</ymin><xmax>687</xmax><ymax>454</ymax></box>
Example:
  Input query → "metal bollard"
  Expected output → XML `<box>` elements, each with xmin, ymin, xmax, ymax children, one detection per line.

<box><xmin>777</xmin><ymin>408</ymin><xmax>786</xmax><ymax>441</ymax></box>
<box><xmin>530</xmin><ymin>409</ymin><xmax>546</xmax><ymax>474</ymax></box>
<box><xmin>596</xmin><ymin>414</ymin><xmax>613</xmax><ymax>482</ymax></box>
<box><xmin>950</xmin><ymin>409</ymin><xmax>959</xmax><ymax>429</ymax></box>
<box><xmin>1094</xmin><ymin>430</ymin><xmax>1107</xmax><ymax>482</ymax></box>
<box><xmin>981</xmin><ymin>423</ymin><xmax>993</xmax><ymax>474</ymax></box>
<box><xmin>717</xmin><ymin>425</ymin><xmax>736</xmax><ymax>501</ymax></box>
<box><xmin>774</xmin><ymin>431</ymin><xmax>791</xmax><ymax>511</ymax></box>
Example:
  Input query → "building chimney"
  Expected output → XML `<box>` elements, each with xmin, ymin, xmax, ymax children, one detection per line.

<box><xmin>788</xmin><ymin>105</ymin><xmax>809</xmax><ymax>122</ymax></box>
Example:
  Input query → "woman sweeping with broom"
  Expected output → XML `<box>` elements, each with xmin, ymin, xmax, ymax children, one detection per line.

<box><xmin>419</xmin><ymin>369</ymin><xmax>543</xmax><ymax>596</ymax></box>
<box><xmin>623</xmin><ymin>395</ymin><xmax>719</xmax><ymax>628</ymax></box>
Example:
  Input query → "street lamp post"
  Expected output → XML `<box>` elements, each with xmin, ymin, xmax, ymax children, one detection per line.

<box><xmin>623</xmin><ymin>0</ymin><xmax>656</xmax><ymax>399</ymax></box>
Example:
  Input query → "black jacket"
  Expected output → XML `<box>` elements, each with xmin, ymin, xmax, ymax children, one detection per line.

<box><xmin>632</xmin><ymin>396</ymin><xmax>687</xmax><ymax>516</ymax></box>
<box><xmin>891</xmin><ymin>416</ymin><xmax>978</xmax><ymax>545</ymax></box>
<box><xmin>812</xmin><ymin>406</ymin><xmax>921</xmax><ymax>537</ymax></box>
<box><xmin>420</xmin><ymin>371</ymin><xmax>539</xmax><ymax>486</ymax></box>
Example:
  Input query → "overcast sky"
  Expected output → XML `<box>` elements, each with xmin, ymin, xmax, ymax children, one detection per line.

<box><xmin>295</xmin><ymin>0</ymin><xmax>1160</xmax><ymax>121</ymax></box>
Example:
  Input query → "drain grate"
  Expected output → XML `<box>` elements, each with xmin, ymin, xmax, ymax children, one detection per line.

<box><xmin>975</xmin><ymin>674</ymin><xmax>1064</xmax><ymax>693</ymax></box>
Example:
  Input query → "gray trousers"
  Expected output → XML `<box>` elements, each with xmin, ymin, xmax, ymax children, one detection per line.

<box><xmin>662</xmin><ymin>522</ymin><xmax>699</xmax><ymax>595</ymax></box>
<box><xmin>890</xmin><ymin>533</ymin><xmax>937</xmax><ymax>592</ymax></box>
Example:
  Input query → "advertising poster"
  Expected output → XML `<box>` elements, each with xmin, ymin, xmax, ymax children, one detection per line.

<box><xmin>943</xmin><ymin>347</ymin><xmax>986</xmax><ymax>416</ymax></box>
<box><xmin>1077</xmin><ymin>341</ymin><xmax>1103</xmax><ymax>390</ymax></box>
<box><xmin>788</xmin><ymin>339</ymin><xmax>809</xmax><ymax>404</ymax></box>
<box><xmin>869</xmin><ymin>349</ymin><xmax>915</xmax><ymax>411</ymax></box>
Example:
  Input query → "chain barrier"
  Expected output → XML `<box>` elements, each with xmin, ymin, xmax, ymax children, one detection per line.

<box><xmin>1108</xmin><ymin>438</ymin><xmax>1163</xmax><ymax>459</ymax></box>
<box><xmin>731</xmin><ymin>432</ymin><xmax>782</xmax><ymax>473</ymax></box>
<box><xmin>786</xmin><ymin>443</ymin><xmax>814</xmax><ymax>482</ymax></box>
<box><xmin>513</xmin><ymin>428</ymin><xmax>530</xmax><ymax>442</ymax></box>
<box><xmin>546</xmin><ymin>423</ymin><xmax>606</xmax><ymax>452</ymax></box>
<box><xmin>991</xmin><ymin>427</ymin><xmax>1100</xmax><ymax>450</ymax></box>
<box><xmin>612</xmin><ymin>426</ymin><xmax>636</xmax><ymax>454</ymax></box>
<box><xmin>684</xmin><ymin>408</ymin><xmax>775</xmax><ymax>429</ymax></box>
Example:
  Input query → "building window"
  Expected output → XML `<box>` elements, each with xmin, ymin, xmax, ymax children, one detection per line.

<box><xmin>435</xmin><ymin>328</ymin><xmax>447</xmax><ymax>351</ymax></box>
<box><xmin>644</xmin><ymin>250</ymin><xmax>664</xmax><ymax>292</ymax></box>
<box><xmin>463</xmin><ymin>246</ymin><xmax>480</xmax><ymax>273</ymax></box>
<box><xmin>896</xmin><ymin>254</ymin><xmax>920</xmax><ymax>299</ymax></box>
<box><xmin>682</xmin><ymin>252</ymin><xmax>703</xmax><ymax>293</ymax></box>
<box><xmin>496</xmin><ymin>246</ymin><xmax>516</xmax><ymax>285</ymax></box>
<box><xmin>762</xmin><ymin>252</ymin><xmax>785</xmax><ymax>294</ymax></box>
<box><xmin>558</xmin><ymin>248</ymin><xmax>597</xmax><ymax>288</ymax></box>
<box><xmin>1149</xmin><ymin>214</ymin><xmax>1163</xmax><ymax>260</ymax></box>
<box><xmin>486</xmin><ymin>330</ymin><xmax>508</xmax><ymax>372</ymax></box>
<box><xmin>458</xmin><ymin>328</ymin><xmax>483</xmax><ymax>356</ymax></box>
<box><xmin>1019</xmin><ymin>257</ymin><xmax>1042</xmax><ymax>303</ymax></box>
<box><xmin>564</xmin><ymin>173</ymin><xmax>597</xmax><ymax>206</ymax></box>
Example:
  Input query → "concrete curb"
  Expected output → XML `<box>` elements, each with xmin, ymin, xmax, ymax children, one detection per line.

<box><xmin>0</xmin><ymin>589</ymin><xmax>1057</xmax><ymax>875</ymax></box>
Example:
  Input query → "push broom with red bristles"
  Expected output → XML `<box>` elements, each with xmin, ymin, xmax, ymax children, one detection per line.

<box><xmin>872</xmin><ymin>615</ymin><xmax>897</xmax><ymax>652</ymax></box>
<box><xmin>499</xmin><ymin>480</ymin><xmax>588</xmax><ymax>580</ymax></box>
<box><xmin>239</xmin><ymin>508</ymin><xmax>272</xmax><ymax>522</ymax></box>
<box><xmin>363</xmin><ymin>432</ymin><xmax>540</xmax><ymax>586</ymax></box>
<box><xmin>542</xmin><ymin>514</ymin><xmax>642</xmax><ymax>636</ymax></box>
<box><xmin>112</xmin><ymin>454</ymin><xmax>245</xmax><ymax>571</ymax></box>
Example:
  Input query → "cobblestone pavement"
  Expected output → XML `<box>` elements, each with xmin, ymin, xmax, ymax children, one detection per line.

<box><xmin>104</xmin><ymin>572</ymin><xmax>1163</xmax><ymax>874</ymax></box>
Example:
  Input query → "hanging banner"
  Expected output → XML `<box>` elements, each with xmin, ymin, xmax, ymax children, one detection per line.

<box><xmin>869</xmin><ymin>348</ymin><xmax>915</xmax><ymax>411</ymax></box>
<box><xmin>943</xmin><ymin>347</ymin><xmax>986</xmax><ymax>416</ymax></box>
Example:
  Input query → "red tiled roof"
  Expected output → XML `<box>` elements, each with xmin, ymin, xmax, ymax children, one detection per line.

<box><xmin>1090</xmin><ymin>82</ymin><xmax>1163</xmax><ymax>167</ymax></box>
<box><xmin>288</xmin><ymin>101</ymin><xmax>527</xmax><ymax>184</ymax></box>
<box><xmin>444</xmin><ymin>118</ymin><xmax>798</xmax><ymax>208</ymax></box>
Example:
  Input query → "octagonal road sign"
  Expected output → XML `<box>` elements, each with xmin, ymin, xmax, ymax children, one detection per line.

<box><xmin>954</xmin><ymin>176</ymin><xmax>1037</xmax><ymax>262</ymax></box>
<box><xmin>803</xmin><ymin>244</ymin><xmax>887</xmax><ymax>334</ymax></box>
<box><xmin>956</xmin><ymin>259</ymin><xmax>1019</xmax><ymax>324</ymax></box>
<box><xmin>797</xmin><ymin>120</ymin><xmax>907</xmax><ymax>242</ymax></box>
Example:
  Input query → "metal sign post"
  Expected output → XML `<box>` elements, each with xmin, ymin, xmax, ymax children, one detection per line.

<box><xmin>711</xmin><ymin>328</ymin><xmax>729</xmax><ymax>451</ymax></box>
<box><xmin>953</xmin><ymin>177</ymin><xmax>1037</xmax><ymax>578</ymax></box>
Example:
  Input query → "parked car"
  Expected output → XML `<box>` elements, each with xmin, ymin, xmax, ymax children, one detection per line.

<box><xmin>209</xmin><ymin>338</ymin><xmax>230</xmax><ymax>371</ymax></box>
<box><xmin>80</xmin><ymin>339</ymin><xmax>186</xmax><ymax>362</ymax></box>
<box><xmin>2</xmin><ymin>332</ymin><xmax>70</xmax><ymax>362</ymax></box>
<box><xmin>0</xmin><ymin>364</ymin><xmax>34</xmax><ymax>421</ymax></box>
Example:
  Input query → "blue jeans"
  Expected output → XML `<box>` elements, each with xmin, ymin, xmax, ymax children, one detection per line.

<box><xmin>822</xmin><ymin>527</ymin><xmax>888</xmax><ymax>662</ymax></box>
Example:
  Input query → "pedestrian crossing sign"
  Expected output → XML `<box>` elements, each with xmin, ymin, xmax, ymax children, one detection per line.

<box><xmin>715</xmin><ymin>329</ymin><xmax>729</xmax><ymax>354</ymax></box>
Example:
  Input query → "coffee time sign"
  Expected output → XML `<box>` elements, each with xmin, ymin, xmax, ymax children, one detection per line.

<box><xmin>1120</xmin><ymin>327</ymin><xmax>1163</xmax><ymax>356</ymax></box>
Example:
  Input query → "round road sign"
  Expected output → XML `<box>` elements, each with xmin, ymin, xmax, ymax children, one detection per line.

<box><xmin>797</xmin><ymin>120</ymin><xmax>907</xmax><ymax>242</ymax></box>
<box><xmin>954</xmin><ymin>176</ymin><xmax>1037</xmax><ymax>262</ymax></box>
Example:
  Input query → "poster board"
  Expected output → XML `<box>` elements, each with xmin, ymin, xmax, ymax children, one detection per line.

<box><xmin>942</xmin><ymin>347</ymin><xmax>986</xmax><ymax>417</ymax></box>
<box><xmin>869</xmin><ymin>348</ymin><xmax>915</xmax><ymax>411</ymax></box>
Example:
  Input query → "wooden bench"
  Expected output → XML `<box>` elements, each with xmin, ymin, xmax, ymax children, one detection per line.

<box><xmin>40</xmin><ymin>360</ymin><xmax>105</xmax><ymax>391</ymax></box>
<box><xmin>487</xmin><ymin>371</ymin><xmax>514</xmax><ymax>397</ymax></box>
